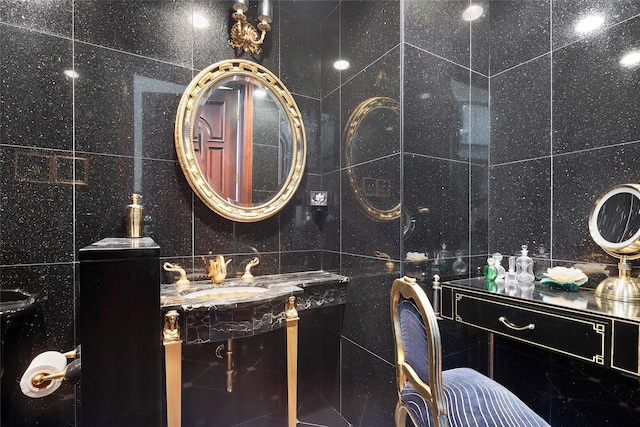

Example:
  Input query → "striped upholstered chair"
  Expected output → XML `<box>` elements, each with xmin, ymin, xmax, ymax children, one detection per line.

<box><xmin>390</xmin><ymin>276</ymin><xmax>550</xmax><ymax>427</ymax></box>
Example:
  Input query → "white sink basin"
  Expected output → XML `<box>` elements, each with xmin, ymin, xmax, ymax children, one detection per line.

<box><xmin>184</xmin><ymin>287</ymin><xmax>269</xmax><ymax>301</ymax></box>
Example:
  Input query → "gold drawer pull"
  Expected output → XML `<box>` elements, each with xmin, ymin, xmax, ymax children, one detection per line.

<box><xmin>498</xmin><ymin>316</ymin><xmax>535</xmax><ymax>331</ymax></box>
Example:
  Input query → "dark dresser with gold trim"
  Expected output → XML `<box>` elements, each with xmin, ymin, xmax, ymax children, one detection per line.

<box><xmin>440</xmin><ymin>277</ymin><xmax>640</xmax><ymax>377</ymax></box>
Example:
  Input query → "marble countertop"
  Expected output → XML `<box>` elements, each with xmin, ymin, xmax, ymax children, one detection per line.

<box><xmin>161</xmin><ymin>270</ymin><xmax>349</xmax><ymax>311</ymax></box>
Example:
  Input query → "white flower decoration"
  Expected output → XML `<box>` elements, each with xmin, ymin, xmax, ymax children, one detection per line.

<box><xmin>543</xmin><ymin>266</ymin><xmax>588</xmax><ymax>284</ymax></box>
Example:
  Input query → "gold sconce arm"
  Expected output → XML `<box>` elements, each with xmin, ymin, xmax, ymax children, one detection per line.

<box><xmin>229</xmin><ymin>3</ymin><xmax>272</xmax><ymax>54</ymax></box>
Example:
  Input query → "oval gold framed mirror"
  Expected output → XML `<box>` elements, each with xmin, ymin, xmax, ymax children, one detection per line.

<box><xmin>344</xmin><ymin>96</ymin><xmax>401</xmax><ymax>221</ymax></box>
<box><xmin>175</xmin><ymin>59</ymin><xmax>306</xmax><ymax>222</ymax></box>
<box><xmin>589</xmin><ymin>183</ymin><xmax>640</xmax><ymax>302</ymax></box>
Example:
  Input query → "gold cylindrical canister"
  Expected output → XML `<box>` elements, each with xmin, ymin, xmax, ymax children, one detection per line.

<box><xmin>125</xmin><ymin>194</ymin><xmax>144</xmax><ymax>238</ymax></box>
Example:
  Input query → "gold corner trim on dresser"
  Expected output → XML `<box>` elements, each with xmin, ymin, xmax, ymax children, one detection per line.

<box><xmin>611</xmin><ymin>319</ymin><xmax>640</xmax><ymax>376</ymax></box>
<box><xmin>454</xmin><ymin>292</ymin><xmax>606</xmax><ymax>365</ymax></box>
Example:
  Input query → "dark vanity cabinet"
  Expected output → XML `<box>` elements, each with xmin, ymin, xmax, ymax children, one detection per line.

<box><xmin>79</xmin><ymin>238</ymin><xmax>163</xmax><ymax>427</ymax></box>
<box><xmin>441</xmin><ymin>278</ymin><xmax>640</xmax><ymax>378</ymax></box>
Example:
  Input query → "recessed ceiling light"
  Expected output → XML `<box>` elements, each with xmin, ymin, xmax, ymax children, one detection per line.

<box><xmin>620</xmin><ymin>50</ymin><xmax>640</xmax><ymax>68</ymax></box>
<box><xmin>333</xmin><ymin>59</ymin><xmax>350</xmax><ymax>71</ymax></box>
<box><xmin>575</xmin><ymin>14</ymin><xmax>605</xmax><ymax>33</ymax></box>
<box><xmin>254</xmin><ymin>89</ymin><xmax>267</xmax><ymax>98</ymax></box>
<box><xmin>191</xmin><ymin>12</ymin><xmax>209</xmax><ymax>29</ymax></box>
<box><xmin>64</xmin><ymin>69</ymin><xmax>79</xmax><ymax>79</ymax></box>
<box><xmin>462</xmin><ymin>4</ymin><xmax>484</xmax><ymax>22</ymax></box>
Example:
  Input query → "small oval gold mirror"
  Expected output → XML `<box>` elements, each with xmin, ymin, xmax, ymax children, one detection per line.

<box><xmin>589</xmin><ymin>183</ymin><xmax>640</xmax><ymax>302</ymax></box>
<box><xmin>175</xmin><ymin>60</ymin><xmax>306</xmax><ymax>222</ymax></box>
<box><xmin>344</xmin><ymin>96</ymin><xmax>401</xmax><ymax>221</ymax></box>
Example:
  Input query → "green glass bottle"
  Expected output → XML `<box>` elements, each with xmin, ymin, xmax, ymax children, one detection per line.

<box><xmin>483</xmin><ymin>257</ymin><xmax>498</xmax><ymax>281</ymax></box>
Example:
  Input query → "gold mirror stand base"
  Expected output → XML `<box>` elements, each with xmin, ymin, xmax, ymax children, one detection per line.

<box><xmin>285</xmin><ymin>296</ymin><xmax>299</xmax><ymax>427</ymax></box>
<box><xmin>595</xmin><ymin>261</ymin><xmax>640</xmax><ymax>302</ymax></box>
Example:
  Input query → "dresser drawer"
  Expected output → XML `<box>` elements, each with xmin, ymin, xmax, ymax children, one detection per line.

<box><xmin>454</xmin><ymin>292</ymin><xmax>607</xmax><ymax>365</ymax></box>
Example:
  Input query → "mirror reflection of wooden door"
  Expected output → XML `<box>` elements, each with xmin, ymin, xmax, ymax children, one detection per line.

<box><xmin>194</xmin><ymin>83</ymin><xmax>254</xmax><ymax>205</ymax></box>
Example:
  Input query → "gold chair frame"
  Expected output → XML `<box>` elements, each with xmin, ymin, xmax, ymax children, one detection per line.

<box><xmin>390</xmin><ymin>276</ymin><xmax>448</xmax><ymax>427</ymax></box>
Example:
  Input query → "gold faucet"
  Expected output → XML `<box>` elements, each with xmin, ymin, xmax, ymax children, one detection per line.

<box><xmin>207</xmin><ymin>255</ymin><xmax>232</xmax><ymax>285</ymax></box>
<box><xmin>163</xmin><ymin>263</ymin><xmax>191</xmax><ymax>293</ymax></box>
<box><xmin>241</xmin><ymin>257</ymin><xmax>260</xmax><ymax>282</ymax></box>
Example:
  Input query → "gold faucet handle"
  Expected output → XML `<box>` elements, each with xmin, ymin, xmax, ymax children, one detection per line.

<box><xmin>241</xmin><ymin>257</ymin><xmax>260</xmax><ymax>282</ymax></box>
<box><xmin>163</xmin><ymin>263</ymin><xmax>191</xmax><ymax>293</ymax></box>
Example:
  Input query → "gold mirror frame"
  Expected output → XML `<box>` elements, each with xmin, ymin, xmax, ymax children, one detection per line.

<box><xmin>175</xmin><ymin>59</ymin><xmax>306</xmax><ymax>222</ymax></box>
<box><xmin>344</xmin><ymin>96</ymin><xmax>401</xmax><ymax>221</ymax></box>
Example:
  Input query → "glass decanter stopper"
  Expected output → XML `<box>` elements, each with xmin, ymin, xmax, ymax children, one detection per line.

<box><xmin>452</xmin><ymin>250</ymin><xmax>467</xmax><ymax>274</ymax></box>
<box><xmin>483</xmin><ymin>257</ymin><xmax>498</xmax><ymax>281</ymax></box>
<box><xmin>492</xmin><ymin>252</ymin><xmax>506</xmax><ymax>281</ymax></box>
<box><xmin>515</xmin><ymin>244</ymin><xmax>535</xmax><ymax>283</ymax></box>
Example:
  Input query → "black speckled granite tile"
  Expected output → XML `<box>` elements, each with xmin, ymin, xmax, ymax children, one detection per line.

<box><xmin>341</xmin><ymin>155</ymin><xmax>401</xmax><ymax>259</ymax></box>
<box><xmin>404</xmin><ymin>45</ymin><xmax>471</xmax><ymax>161</ymax></box>
<box><xmin>469</xmin><ymin>72</ymin><xmax>490</xmax><ymax>166</ymax></box>
<box><xmin>340</xmin><ymin>338</ymin><xmax>396</xmax><ymax>426</ymax></box>
<box><xmin>0</xmin><ymin>146</ymin><xmax>74</xmax><ymax>265</ymax></box>
<box><xmin>234</xmin><ymin>216</ymin><xmax>281</xmax><ymax>255</ymax></box>
<box><xmin>75</xmin><ymin>0</ymin><xmax>193</xmax><ymax>67</ymax></box>
<box><xmin>320</xmin><ymin>170</ymin><xmax>340</xmax><ymax>254</ymax></box>
<box><xmin>140</xmin><ymin>158</ymin><xmax>192</xmax><ymax>257</ymax></box>
<box><xmin>471</xmin><ymin>164</ymin><xmax>489</xmax><ymax>257</ymax></box>
<box><xmin>491</xmin><ymin>54</ymin><xmax>551</xmax><ymax>164</ymax></box>
<box><xmin>1</xmin><ymin>27</ymin><xmax>73</xmax><ymax>151</ymax></box>
<box><xmin>340</xmin><ymin>1</ymin><xmax>400</xmax><ymax>82</ymax></box>
<box><xmin>280</xmin><ymin>8</ymin><xmax>321</xmax><ymax>99</ymax></box>
<box><xmin>552</xmin><ymin>0</ymin><xmax>640</xmax><ymax>50</ymax></box>
<box><xmin>488</xmin><ymin>158</ymin><xmax>551</xmax><ymax>256</ymax></box>
<box><xmin>553</xmin><ymin>144</ymin><xmax>640</xmax><ymax>263</ymax></box>
<box><xmin>321</xmin><ymin>90</ymin><xmax>341</xmax><ymax>174</ymax></box>
<box><xmin>341</xmin><ymin>47</ymin><xmax>400</xmax><ymax>136</ymax></box>
<box><xmin>493</xmin><ymin>337</ymin><xmax>551</xmax><ymax>421</ymax></box>
<box><xmin>0</xmin><ymin>0</ymin><xmax>72</xmax><ymax>37</ymax></box>
<box><xmin>192</xmin><ymin>0</ymin><xmax>236</xmax><ymax>70</ymax></box>
<box><xmin>279</xmin><ymin>174</ymin><xmax>321</xmax><ymax>253</ymax></box>
<box><xmin>403</xmin><ymin>154</ymin><xmax>469</xmax><ymax>258</ymax></box>
<box><xmin>320</xmin><ymin>6</ymin><xmax>340</xmax><ymax>97</ymax></box>
<box><xmin>547</xmin><ymin>355</ymin><xmax>640</xmax><ymax>426</ymax></box>
<box><xmin>192</xmin><ymin>194</ymin><xmax>234</xmax><ymax>254</ymax></box>
<box><xmin>471</xmin><ymin>5</ymin><xmax>490</xmax><ymax>76</ymax></box>
<box><xmin>280</xmin><ymin>251</ymin><xmax>321</xmax><ymax>273</ymax></box>
<box><xmin>297</xmin><ymin>96</ymin><xmax>321</xmax><ymax>175</ymax></box>
<box><xmin>342</xmin><ymin>273</ymin><xmax>394</xmax><ymax>361</ymax></box>
<box><xmin>74</xmin><ymin>43</ymin><xmax>191</xmax><ymax>158</ymax></box>
<box><xmin>552</xmin><ymin>17</ymin><xmax>640</xmax><ymax>154</ymax></box>
<box><xmin>404</xmin><ymin>0</ymin><xmax>470</xmax><ymax>68</ymax></box>
<box><xmin>489</xmin><ymin>0</ymin><xmax>550</xmax><ymax>76</ymax></box>
<box><xmin>74</xmin><ymin>153</ymin><xmax>138</xmax><ymax>250</ymax></box>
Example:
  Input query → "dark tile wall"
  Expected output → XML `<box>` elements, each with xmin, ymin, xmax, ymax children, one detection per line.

<box><xmin>5</xmin><ymin>0</ymin><xmax>638</xmax><ymax>426</ymax></box>
<box><xmin>1</xmin><ymin>1</ymin><xmax>326</xmax><ymax>425</ymax></box>
<box><xmin>487</xmin><ymin>1</ymin><xmax>640</xmax><ymax>425</ymax></box>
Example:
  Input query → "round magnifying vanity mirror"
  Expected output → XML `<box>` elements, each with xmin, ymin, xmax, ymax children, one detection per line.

<box><xmin>175</xmin><ymin>60</ymin><xmax>306</xmax><ymax>222</ymax></box>
<box><xmin>589</xmin><ymin>183</ymin><xmax>640</xmax><ymax>302</ymax></box>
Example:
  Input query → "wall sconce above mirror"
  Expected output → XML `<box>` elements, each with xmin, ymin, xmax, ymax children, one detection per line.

<box><xmin>589</xmin><ymin>183</ymin><xmax>640</xmax><ymax>302</ymax></box>
<box><xmin>230</xmin><ymin>0</ymin><xmax>272</xmax><ymax>54</ymax></box>
<box><xmin>175</xmin><ymin>59</ymin><xmax>306</xmax><ymax>222</ymax></box>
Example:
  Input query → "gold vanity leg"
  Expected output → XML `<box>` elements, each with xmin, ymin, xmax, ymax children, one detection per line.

<box><xmin>285</xmin><ymin>296</ymin><xmax>299</xmax><ymax>427</ymax></box>
<box><xmin>163</xmin><ymin>310</ymin><xmax>182</xmax><ymax>427</ymax></box>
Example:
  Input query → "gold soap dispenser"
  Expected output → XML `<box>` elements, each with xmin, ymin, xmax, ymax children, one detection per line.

<box><xmin>125</xmin><ymin>194</ymin><xmax>144</xmax><ymax>238</ymax></box>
